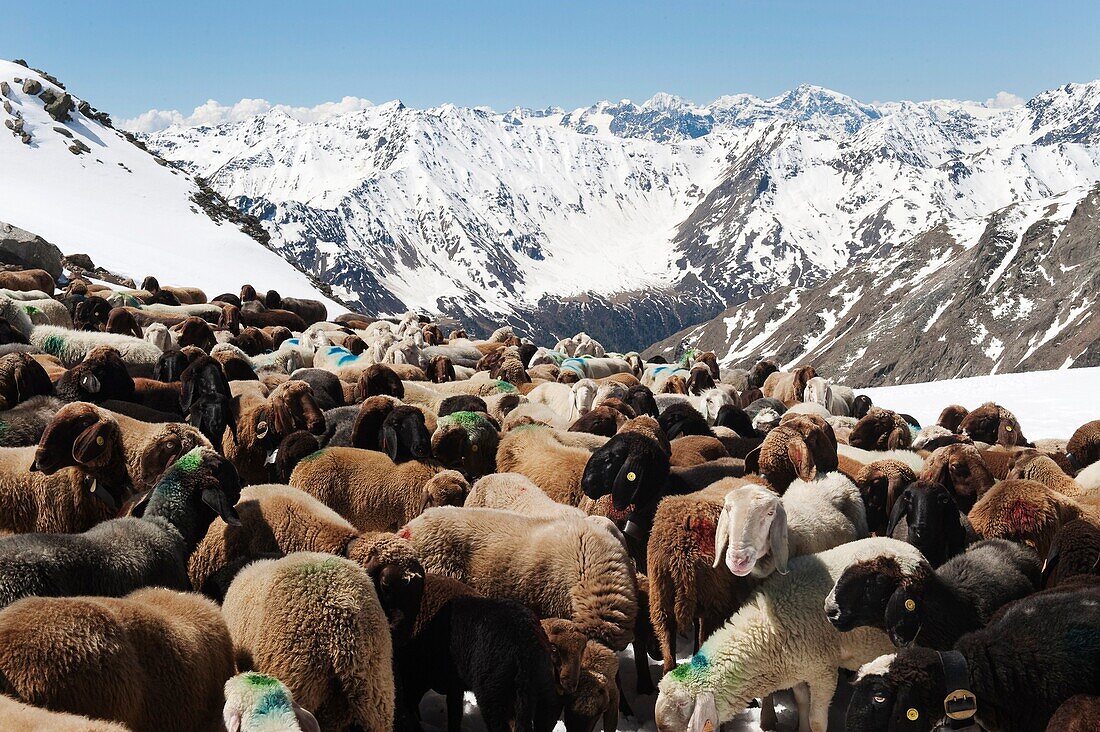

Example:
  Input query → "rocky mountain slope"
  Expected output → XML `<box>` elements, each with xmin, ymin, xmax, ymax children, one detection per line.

<box><xmin>0</xmin><ymin>59</ymin><xmax>344</xmax><ymax>310</ymax></box>
<box><xmin>142</xmin><ymin>81</ymin><xmax>1100</xmax><ymax>354</ymax></box>
<box><xmin>646</xmin><ymin>183</ymin><xmax>1100</xmax><ymax>385</ymax></box>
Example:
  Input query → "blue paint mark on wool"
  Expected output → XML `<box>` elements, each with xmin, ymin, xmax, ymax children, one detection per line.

<box><xmin>336</xmin><ymin>353</ymin><xmax>359</xmax><ymax>366</ymax></box>
<box><xmin>690</xmin><ymin>653</ymin><xmax>709</xmax><ymax>671</ymax></box>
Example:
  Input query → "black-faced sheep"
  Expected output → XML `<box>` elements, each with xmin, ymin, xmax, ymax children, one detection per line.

<box><xmin>0</xmin><ymin>447</ymin><xmax>240</xmax><ymax>608</ymax></box>
<box><xmin>846</xmin><ymin>585</ymin><xmax>1100</xmax><ymax>732</ymax></box>
<box><xmin>887</xmin><ymin>479</ymin><xmax>978</xmax><ymax>567</ymax></box>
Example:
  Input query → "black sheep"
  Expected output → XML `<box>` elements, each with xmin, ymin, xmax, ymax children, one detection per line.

<box><xmin>624</xmin><ymin>384</ymin><xmax>659</xmax><ymax>418</ymax></box>
<box><xmin>439</xmin><ymin>394</ymin><xmax>487</xmax><ymax>417</ymax></box>
<box><xmin>378</xmin><ymin>405</ymin><xmax>433</xmax><ymax>463</ymax></box>
<box><xmin>398</xmin><ymin>595</ymin><xmax>561</xmax><ymax>732</ymax></box>
<box><xmin>887</xmin><ymin>480</ymin><xmax>977</xmax><ymax>567</ymax></box>
<box><xmin>1043</xmin><ymin>519</ymin><xmax>1100</xmax><ymax>588</ymax></box>
<box><xmin>847</xmin><ymin>584</ymin><xmax>1100</xmax><ymax>732</ymax></box>
<box><xmin>153</xmin><ymin>350</ymin><xmax>190</xmax><ymax>383</ymax></box>
<box><xmin>883</xmin><ymin>539</ymin><xmax>1040</xmax><ymax>648</ymax></box>
<box><xmin>180</xmin><ymin>356</ymin><xmax>236</xmax><ymax>445</ymax></box>
<box><xmin>54</xmin><ymin>347</ymin><xmax>135</xmax><ymax>403</ymax></box>
<box><xmin>287</xmin><ymin>369</ymin><xmax>345</xmax><ymax>412</ymax></box>
<box><xmin>850</xmin><ymin>394</ymin><xmax>873</xmax><ymax>419</ymax></box>
<box><xmin>658</xmin><ymin>401</ymin><xmax>713</xmax><ymax>440</ymax></box>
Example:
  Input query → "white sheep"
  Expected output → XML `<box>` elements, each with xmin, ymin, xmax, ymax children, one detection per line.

<box><xmin>802</xmin><ymin>376</ymin><xmax>852</xmax><ymax>417</ymax></box>
<box><xmin>29</xmin><ymin>325</ymin><xmax>163</xmax><ymax>373</ymax></box>
<box><xmin>143</xmin><ymin>323</ymin><xmax>177</xmax><ymax>352</ymax></box>
<box><xmin>712</xmin><ymin>473</ymin><xmax>869</xmax><ymax>578</ymax></box>
<box><xmin>837</xmin><ymin>443</ymin><xmax>925</xmax><ymax>473</ymax></box>
<box><xmin>525</xmin><ymin>379</ymin><xmax>598</xmax><ymax>422</ymax></box>
<box><xmin>655</xmin><ymin>537</ymin><xmax>925</xmax><ymax>732</ymax></box>
<box><xmin>654</xmin><ymin>388</ymin><xmax>736</xmax><ymax>424</ymax></box>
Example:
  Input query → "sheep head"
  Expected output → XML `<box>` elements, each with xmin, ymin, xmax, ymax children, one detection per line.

<box><xmin>887</xmin><ymin>480</ymin><xmax>968</xmax><ymax>568</ymax></box>
<box><xmin>685</xmin><ymin>364</ymin><xmax>715</xmax><ymax>395</ymax></box>
<box><xmin>569</xmin><ymin>406</ymin><xmax>626</xmax><ymax>438</ymax></box>
<box><xmin>33</xmin><ymin>401</ymin><xmax>130</xmax><ymax>509</ymax></box>
<box><xmin>431</xmin><ymin>411</ymin><xmax>497</xmax><ymax>477</ymax></box>
<box><xmin>541</xmin><ymin>618</ymin><xmax>588</xmax><ymax>696</ymax></box>
<box><xmin>57</xmin><ymin>346</ymin><xmax>135</xmax><ymax>403</ymax></box>
<box><xmin>218</xmin><ymin>304</ymin><xmax>242</xmax><ymax>336</ymax></box>
<box><xmin>658</xmin><ymin>402</ymin><xmax>713</xmax><ymax>441</ymax></box>
<box><xmin>712</xmin><ymin>480</ymin><xmax>787</xmax><ymax>577</ymax></box>
<box><xmin>1067</xmin><ymin>419</ymin><xmax>1100</xmax><ymax>471</ymax></box>
<box><xmin>345</xmin><ymin>532</ymin><xmax>425</xmax><ymax>641</ymax></box>
<box><xmin>582</xmin><ymin>430</ymin><xmax>670</xmax><ymax>513</ymax></box>
<box><xmin>135</xmin><ymin>447</ymin><xmax>242</xmax><ymax>532</ymax></box>
<box><xmin>0</xmin><ymin>352</ymin><xmax>53</xmax><ymax>410</ymax></box>
<box><xmin>418</xmin><ymin>470</ymin><xmax>470</xmax><ymax>513</ymax></box>
<box><xmin>267</xmin><ymin>380</ymin><xmax>326</xmax><ymax>438</ymax></box>
<box><xmin>937</xmin><ymin>404</ymin><xmax>969</xmax><ymax>433</ymax></box>
<box><xmin>824</xmin><ymin>554</ymin><xmax>927</xmax><ymax>632</ymax></box>
<box><xmin>572</xmin><ymin>378</ymin><xmax>598</xmax><ymax>416</ymax></box>
<box><xmin>427</xmin><ymin>355</ymin><xmax>456</xmax><ymax>383</ymax></box>
<box><xmin>624</xmin><ymin>385</ymin><xmax>659</xmax><ymax>419</ymax></box>
<box><xmin>660</xmin><ymin>374</ymin><xmax>687</xmax><ymax>394</ymax></box>
<box><xmin>959</xmin><ymin>402</ymin><xmax>1027</xmax><ymax>447</ymax></box>
<box><xmin>857</xmin><ymin>460</ymin><xmax>917</xmax><ymax>536</ymax></box>
<box><xmin>850</xmin><ymin>407</ymin><xmax>912</xmax><ymax>451</ymax></box>
<box><xmin>357</xmin><ymin>364</ymin><xmax>405</xmax><ymax>400</ymax></box>
<box><xmin>748</xmin><ymin>359</ymin><xmax>778</xmax><ymax>390</ymax></box>
<box><xmin>845</xmin><ymin>648</ymin><xmax>946</xmax><ymax>732</ymax></box>
<box><xmin>921</xmin><ymin>443</ymin><xmax>994</xmax><ymax>512</ymax></box>
<box><xmin>223</xmin><ymin>673</ymin><xmax>321</xmax><ymax>732</ymax></box>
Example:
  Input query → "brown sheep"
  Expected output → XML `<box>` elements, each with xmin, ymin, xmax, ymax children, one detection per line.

<box><xmin>222</xmin><ymin>553</ymin><xmax>395</xmax><ymax>732</ymax></box>
<box><xmin>1047</xmin><ymin>695</ymin><xmax>1100</xmax><ymax>732</ymax></box>
<box><xmin>422</xmin><ymin>325</ymin><xmax>444</xmax><ymax>345</ymax></box>
<box><xmin>175</xmin><ymin>316</ymin><xmax>218</xmax><ymax>351</ymax></box>
<box><xmin>852</xmin><ymin>459</ymin><xmax>917</xmax><ymax>536</ymax></box>
<box><xmin>1042</xmin><ymin>520</ymin><xmax>1100</xmax><ymax>588</ymax></box>
<box><xmin>540</xmin><ymin>617</ymin><xmax>589</xmax><ymax>697</ymax></box>
<box><xmin>849</xmin><ymin>406</ymin><xmax>913</xmax><ymax>450</ymax></box>
<box><xmin>1068</xmin><ymin>420</ymin><xmax>1100</xmax><ymax>472</ymax></box>
<box><xmin>289</xmin><ymin>447</ymin><xmax>469</xmax><ymax>531</ymax></box>
<box><xmin>960</xmin><ymin>402</ymin><xmax>1028</xmax><ymax>447</ymax></box>
<box><xmin>563</xmin><ymin>639</ymin><xmax>621</xmax><ymax>732</ymax></box>
<box><xmin>0</xmin><ymin>268</ymin><xmax>54</xmax><ymax>293</ymax></box>
<box><xmin>1008</xmin><ymin>452</ymin><xmax>1085</xmax><ymax>498</ymax></box>
<box><xmin>921</xmin><ymin>443</ymin><xmax>996</xmax><ymax>511</ymax></box>
<box><xmin>685</xmin><ymin>363</ymin><xmax>716</xmax><ymax>395</ymax></box>
<box><xmin>670</xmin><ymin>434</ymin><xmax>730</xmax><ymax>467</ymax></box>
<box><xmin>0</xmin><ymin>351</ymin><xmax>54</xmax><ymax>410</ymax></box>
<box><xmin>189</xmin><ymin>483</ymin><xmax>424</xmax><ymax>639</ymax></box>
<box><xmin>495</xmin><ymin>425</ymin><xmax>592</xmax><ymax>505</ymax></box>
<box><xmin>747</xmin><ymin>359</ymin><xmax>778</xmax><ymax>390</ymax></box>
<box><xmin>968</xmin><ymin>479</ymin><xmax>1099</xmax><ymax>558</ymax></box>
<box><xmin>660</xmin><ymin>374</ymin><xmax>688</xmax><ymax>394</ymax></box>
<box><xmin>0</xmin><ymin>588</ymin><xmax>234</xmax><ymax>732</ymax></box>
<box><xmin>105</xmin><ymin>307</ymin><xmax>143</xmax><ymax>339</ymax></box>
<box><xmin>569</xmin><ymin>405</ymin><xmax>627</xmax><ymax>438</ymax></box>
<box><xmin>746</xmin><ymin>413</ymin><xmax>838</xmax><ymax>492</ymax></box>
<box><xmin>218</xmin><ymin>303</ymin><xmax>242</xmax><ymax>335</ymax></box>
<box><xmin>647</xmin><ymin>479</ymin><xmax>762</xmax><ymax>671</ymax></box>
<box><xmin>229</xmin><ymin>326</ymin><xmax>272</xmax><ymax>357</ymax></box>
<box><xmin>222</xmin><ymin>380</ymin><xmax>326</xmax><ymax>484</ymax></box>
<box><xmin>937</xmin><ymin>404</ymin><xmax>969</xmax><ymax>432</ymax></box>
<box><xmin>761</xmin><ymin>365</ymin><xmax>816</xmax><ymax>407</ymax></box>
<box><xmin>427</xmin><ymin>355</ymin><xmax>456</xmax><ymax>383</ymax></box>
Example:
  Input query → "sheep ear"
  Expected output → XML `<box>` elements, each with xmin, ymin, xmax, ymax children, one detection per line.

<box><xmin>72</xmin><ymin>421</ymin><xmax>111</xmax><ymax>464</ymax></box>
<box><xmin>382</xmin><ymin>424</ymin><xmax>400</xmax><ymax>462</ymax></box>
<box><xmin>770</xmin><ymin>503</ymin><xmax>790</xmax><ymax>574</ymax></box>
<box><xmin>712</xmin><ymin>505</ymin><xmax>730</xmax><ymax>569</ymax></box>
<box><xmin>293</xmin><ymin>703</ymin><xmax>321</xmax><ymax>732</ymax></box>
<box><xmin>745</xmin><ymin>447</ymin><xmax>761</xmax><ymax>474</ymax></box>
<box><xmin>202</xmin><ymin>488</ymin><xmax>241</xmax><ymax>526</ymax></box>
<box><xmin>886</xmin><ymin>490</ymin><xmax>910</xmax><ymax>537</ymax></box>
<box><xmin>887</xmin><ymin>426</ymin><xmax>908</xmax><ymax>450</ymax></box>
<box><xmin>225</xmin><ymin>711</ymin><xmax>242</xmax><ymax>732</ymax></box>
<box><xmin>788</xmin><ymin>440</ymin><xmax>816</xmax><ymax>482</ymax></box>
<box><xmin>80</xmin><ymin>372</ymin><xmax>101</xmax><ymax>394</ymax></box>
<box><xmin>687</xmin><ymin>691</ymin><xmax>718</xmax><ymax>732</ymax></box>
<box><xmin>130</xmin><ymin>491</ymin><xmax>151</xmax><ymax>518</ymax></box>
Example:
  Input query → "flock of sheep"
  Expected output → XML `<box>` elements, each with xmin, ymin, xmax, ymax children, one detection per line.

<box><xmin>0</xmin><ymin>264</ymin><xmax>1097</xmax><ymax>732</ymax></box>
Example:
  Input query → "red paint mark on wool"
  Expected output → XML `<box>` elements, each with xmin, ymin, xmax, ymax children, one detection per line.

<box><xmin>691</xmin><ymin>518</ymin><xmax>717</xmax><ymax>560</ymax></box>
<box><xmin>397</xmin><ymin>527</ymin><xmax>412</xmax><ymax>540</ymax></box>
<box><xmin>1007</xmin><ymin>499</ymin><xmax>1040</xmax><ymax>532</ymax></box>
<box><xmin>607</xmin><ymin>504</ymin><xmax>634</xmax><ymax>522</ymax></box>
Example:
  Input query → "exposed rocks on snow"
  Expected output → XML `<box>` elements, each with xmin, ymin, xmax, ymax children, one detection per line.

<box><xmin>0</xmin><ymin>221</ymin><xmax>66</xmax><ymax>278</ymax></box>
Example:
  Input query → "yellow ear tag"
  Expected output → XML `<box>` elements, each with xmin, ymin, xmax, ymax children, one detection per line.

<box><xmin>626</xmin><ymin>471</ymin><xmax>636</xmax><ymax>482</ymax></box>
<box><xmin>907</xmin><ymin>708</ymin><xmax>919</xmax><ymax>721</ymax></box>
<box><xmin>470</xmin><ymin>444</ymin><xmax>478</xmax><ymax>452</ymax></box>
<box><xmin>96</xmin><ymin>436</ymin><xmax>104</xmax><ymax>446</ymax></box>
<box><xmin>1005</xmin><ymin>425</ymin><xmax>1013</xmax><ymax>432</ymax></box>
<box><xmin>905</xmin><ymin>599</ymin><xmax>917</xmax><ymax>612</ymax></box>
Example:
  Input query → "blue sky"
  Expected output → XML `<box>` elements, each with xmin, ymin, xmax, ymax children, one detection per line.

<box><xmin>7</xmin><ymin>0</ymin><xmax>1100</xmax><ymax>126</ymax></box>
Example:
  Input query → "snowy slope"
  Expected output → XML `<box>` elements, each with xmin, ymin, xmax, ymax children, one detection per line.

<box><xmin>860</xmin><ymin>367</ymin><xmax>1100</xmax><ymax>440</ymax></box>
<box><xmin>142</xmin><ymin>81</ymin><xmax>1100</xmax><ymax>352</ymax></box>
<box><xmin>0</xmin><ymin>61</ymin><xmax>344</xmax><ymax>311</ymax></box>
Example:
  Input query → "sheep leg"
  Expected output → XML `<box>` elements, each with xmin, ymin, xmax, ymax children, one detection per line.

<box><xmin>805</xmin><ymin>674</ymin><xmax>836</xmax><ymax>732</ymax></box>
<box><xmin>759</xmin><ymin>693</ymin><xmax>779</xmax><ymax>731</ymax></box>
<box><xmin>692</xmin><ymin>618</ymin><xmax>702</xmax><ymax>654</ymax></box>
<box><xmin>632</xmin><ymin>613</ymin><xmax>656</xmax><ymax>695</ymax></box>
<box><xmin>792</xmin><ymin>683</ymin><xmax>811</xmax><ymax>732</ymax></box>
<box><xmin>617</xmin><ymin>675</ymin><xmax>636</xmax><ymax>718</ymax></box>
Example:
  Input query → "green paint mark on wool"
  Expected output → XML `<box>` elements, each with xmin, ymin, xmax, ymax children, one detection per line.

<box><xmin>42</xmin><ymin>335</ymin><xmax>65</xmax><ymax>357</ymax></box>
<box><xmin>443</xmin><ymin>411</ymin><xmax>485</xmax><ymax>428</ymax></box>
<box><xmin>23</xmin><ymin>305</ymin><xmax>40</xmax><ymax>315</ymax></box>
<box><xmin>495</xmin><ymin>380</ymin><xmax>517</xmax><ymax>393</ymax></box>
<box><xmin>242</xmin><ymin>672</ymin><xmax>281</xmax><ymax>690</ymax></box>
<box><xmin>174</xmin><ymin>448</ymin><xmax>204</xmax><ymax>473</ymax></box>
<box><xmin>671</xmin><ymin>663</ymin><xmax>692</xmax><ymax>680</ymax></box>
<box><xmin>291</xmin><ymin>556</ymin><xmax>345</xmax><ymax>582</ymax></box>
<box><xmin>299</xmin><ymin>448</ymin><xmax>326</xmax><ymax>463</ymax></box>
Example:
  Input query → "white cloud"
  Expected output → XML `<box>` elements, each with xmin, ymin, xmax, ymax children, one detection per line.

<box><xmin>120</xmin><ymin>96</ymin><xmax>374</xmax><ymax>133</ymax></box>
<box><xmin>985</xmin><ymin>91</ymin><xmax>1025</xmax><ymax>109</ymax></box>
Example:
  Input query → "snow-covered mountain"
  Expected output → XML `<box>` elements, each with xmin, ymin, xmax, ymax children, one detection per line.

<box><xmin>0</xmin><ymin>60</ymin><xmax>344</xmax><ymax>311</ymax></box>
<box><xmin>141</xmin><ymin>80</ymin><xmax>1100</xmax><ymax>357</ymax></box>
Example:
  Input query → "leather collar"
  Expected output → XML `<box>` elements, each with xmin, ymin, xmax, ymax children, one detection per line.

<box><xmin>934</xmin><ymin>651</ymin><xmax>982</xmax><ymax>731</ymax></box>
